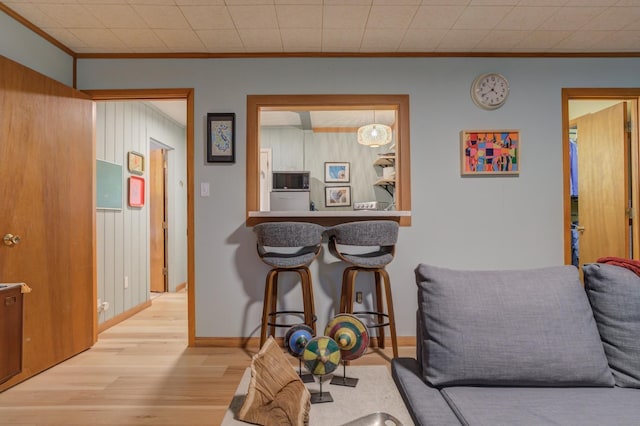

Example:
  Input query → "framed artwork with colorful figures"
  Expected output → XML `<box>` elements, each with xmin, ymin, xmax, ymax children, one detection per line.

<box><xmin>206</xmin><ymin>112</ymin><xmax>235</xmax><ymax>163</ymax></box>
<box><xmin>461</xmin><ymin>130</ymin><xmax>519</xmax><ymax>176</ymax></box>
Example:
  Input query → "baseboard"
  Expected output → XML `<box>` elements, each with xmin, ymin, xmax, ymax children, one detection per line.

<box><xmin>193</xmin><ymin>335</ymin><xmax>416</xmax><ymax>348</ymax></box>
<box><xmin>97</xmin><ymin>299</ymin><xmax>152</xmax><ymax>334</ymax></box>
<box><xmin>175</xmin><ymin>281</ymin><xmax>187</xmax><ymax>292</ymax></box>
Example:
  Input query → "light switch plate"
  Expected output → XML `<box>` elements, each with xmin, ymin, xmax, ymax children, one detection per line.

<box><xmin>200</xmin><ymin>182</ymin><xmax>210</xmax><ymax>197</ymax></box>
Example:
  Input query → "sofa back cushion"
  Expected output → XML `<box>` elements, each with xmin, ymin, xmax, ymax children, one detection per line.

<box><xmin>415</xmin><ymin>264</ymin><xmax>614</xmax><ymax>387</ymax></box>
<box><xmin>583</xmin><ymin>263</ymin><xmax>640</xmax><ymax>388</ymax></box>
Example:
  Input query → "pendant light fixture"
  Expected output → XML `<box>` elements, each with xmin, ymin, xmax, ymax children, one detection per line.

<box><xmin>357</xmin><ymin>110</ymin><xmax>392</xmax><ymax>148</ymax></box>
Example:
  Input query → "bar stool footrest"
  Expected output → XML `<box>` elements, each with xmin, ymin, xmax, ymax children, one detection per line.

<box><xmin>351</xmin><ymin>310</ymin><xmax>390</xmax><ymax>329</ymax></box>
<box><xmin>267</xmin><ymin>310</ymin><xmax>318</xmax><ymax>329</ymax></box>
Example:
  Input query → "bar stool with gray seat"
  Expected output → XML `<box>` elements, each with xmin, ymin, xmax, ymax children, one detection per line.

<box><xmin>326</xmin><ymin>220</ymin><xmax>399</xmax><ymax>358</ymax></box>
<box><xmin>253</xmin><ymin>221</ymin><xmax>325</xmax><ymax>348</ymax></box>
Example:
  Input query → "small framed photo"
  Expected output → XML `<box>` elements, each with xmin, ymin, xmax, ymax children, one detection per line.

<box><xmin>324</xmin><ymin>162</ymin><xmax>350</xmax><ymax>183</ymax></box>
<box><xmin>128</xmin><ymin>176</ymin><xmax>145</xmax><ymax>207</ymax></box>
<box><xmin>207</xmin><ymin>112</ymin><xmax>235</xmax><ymax>163</ymax></box>
<box><xmin>325</xmin><ymin>186</ymin><xmax>351</xmax><ymax>207</ymax></box>
<box><xmin>127</xmin><ymin>151</ymin><xmax>144</xmax><ymax>175</ymax></box>
<box><xmin>461</xmin><ymin>130</ymin><xmax>520</xmax><ymax>176</ymax></box>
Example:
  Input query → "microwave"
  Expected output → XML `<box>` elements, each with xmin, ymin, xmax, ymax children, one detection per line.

<box><xmin>272</xmin><ymin>171</ymin><xmax>310</xmax><ymax>191</ymax></box>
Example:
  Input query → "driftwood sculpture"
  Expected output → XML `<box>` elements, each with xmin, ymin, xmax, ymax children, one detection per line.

<box><xmin>238</xmin><ymin>336</ymin><xmax>311</xmax><ymax>425</ymax></box>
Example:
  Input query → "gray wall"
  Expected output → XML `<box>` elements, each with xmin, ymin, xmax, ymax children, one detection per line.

<box><xmin>96</xmin><ymin>102</ymin><xmax>187</xmax><ymax>324</ymax></box>
<box><xmin>0</xmin><ymin>11</ymin><xmax>73</xmax><ymax>86</ymax></box>
<box><xmin>4</xmin><ymin>14</ymin><xmax>640</xmax><ymax>338</ymax></box>
<box><xmin>74</xmin><ymin>56</ymin><xmax>640</xmax><ymax>339</ymax></box>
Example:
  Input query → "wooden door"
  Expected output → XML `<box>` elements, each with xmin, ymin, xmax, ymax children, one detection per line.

<box><xmin>0</xmin><ymin>56</ymin><xmax>94</xmax><ymax>391</ymax></box>
<box><xmin>150</xmin><ymin>149</ymin><xmax>166</xmax><ymax>292</ymax></box>
<box><xmin>576</xmin><ymin>102</ymin><xmax>629</xmax><ymax>267</ymax></box>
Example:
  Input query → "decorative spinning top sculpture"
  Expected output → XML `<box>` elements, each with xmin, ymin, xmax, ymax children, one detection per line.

<box><xmin>302</xmin><ymin>336</ymin><xmax>341</xmax><ymax>403</ymax></box>
<box><xmin>324</xmin><ymin>313</ymin><xmax>369</xmax><ymax>387</ymax></box>
<box><xmin>285</xmin><ymin>324</ymin><xmax>315</xmax><ymax>383</ymax></box>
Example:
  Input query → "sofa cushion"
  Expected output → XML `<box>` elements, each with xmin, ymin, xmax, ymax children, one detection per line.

<box><xmin>583</xmin><ymin>263</ymin><xmax>640</xmax><ymax>388</ymax></box>
<box><xmin>415</xmin><ymin>264</ymin><xmax>614</xmax><ymax>387</ymax></box>
<box><xmin>441</xmin><ymin>386</ymin><xmax>640</xmax><ymax>426</ymax></box>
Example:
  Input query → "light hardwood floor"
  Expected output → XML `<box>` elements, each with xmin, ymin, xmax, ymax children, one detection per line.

<box><xmin>0</xmin><ymin>291</ymin><xmax>415</xmax><ymax>425</ymax></box>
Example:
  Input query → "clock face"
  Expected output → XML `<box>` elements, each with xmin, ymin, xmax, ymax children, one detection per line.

<box><xmin>471</xmin><ymin>73</ymin><xmax>509</xmax><ymax>110</ymax></box>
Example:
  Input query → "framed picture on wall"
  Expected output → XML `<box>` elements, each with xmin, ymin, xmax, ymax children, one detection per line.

<box><xmin>325</xmin><ymin>186</ymin><xmax>351</xmax><ymax>207</ymax></box>
<box><xmin>207</xmin><ymin>112</ymin><xmax>235</xmax><ymax>163</ymax></box>
<box><xmin>324</xmin><ymin>162</ymin><xmax>350</xmax><ymax>183</ymax></box>
<box><xmin>127</xmin><ymin>151</ymin><xmax>144</xmax><ymax>175</ymax></box>
<box><xmin>128</xmin><ymin>176</ymin><xmax>145</xmax><ymax>207</ymax></box>
<box><xmin>461</xmin><ymin>130</ymin><xmax>520</xmax><ymax>176</ymax></box>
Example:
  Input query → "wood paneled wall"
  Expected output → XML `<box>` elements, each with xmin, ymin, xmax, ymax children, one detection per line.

<box><xmin>95</xmin><ymin>102</ymin><xmax>186</xmax><ymax>325</ymax></box>
<box><xmin>0</xmin><ymin>55</ymin><xmax>94</xmax><ymax>392</ymax></box>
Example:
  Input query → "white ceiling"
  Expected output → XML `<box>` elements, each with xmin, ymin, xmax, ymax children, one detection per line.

<box><xmin>4</xmin><ymin>0</ymin><xmax>640</xmax><ymax>55</ymax></box>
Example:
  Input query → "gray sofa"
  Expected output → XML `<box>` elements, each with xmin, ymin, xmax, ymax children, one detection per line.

<box><xmin>392</xmin><ymin>263</ymin><xmax>640</xmax><ymax>426</ymax></box>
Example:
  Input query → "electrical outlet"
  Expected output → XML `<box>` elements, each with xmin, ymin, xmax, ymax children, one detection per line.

<box><xmin>356</xmin><ymin>291</ymin><xmax>363</xmax><ymax>304</ymax></box>
<box><xmin>124</xmin><ymin>276</ymin><xmax>129</xmax><ymax>289</ymax></box>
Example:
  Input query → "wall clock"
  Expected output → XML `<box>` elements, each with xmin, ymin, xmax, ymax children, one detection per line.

<box><xmin>471</xmin><ymin>73</ymin><xmax>510</xmax><ymax>110</ymax></box>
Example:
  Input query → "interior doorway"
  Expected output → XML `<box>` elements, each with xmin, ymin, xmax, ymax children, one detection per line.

<box><xmin>563</xmin><ymin>89</ymin><xmax>640</xmax><ymax>269</ymax></box>
<box><xmin>85</xmin><ymin>88</ymin><xmax>195</xmax><ymax>346</ymax></box>
<box><xmin>150</xmin><ymin>140</ymin><xmax>170</xmax><ymax>293</ymax></box>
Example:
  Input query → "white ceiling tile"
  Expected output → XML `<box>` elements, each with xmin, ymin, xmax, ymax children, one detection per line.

<box><xmin>3</xmin><ymin>3</ymin><xmax>58</xmax><ymax>28</ymax></box>
<box><xmin>322</xmin><ymin>29</ymin><xmax>365</xmax><ymax>50</ymax></box>
<box><xmin>228</xmin><ymin>5</ymin><xmax>278</xmax><ymax>28</ymax></box>
<box><xmin>473</xmin><ymin>30</ymin><xmax>529</xmax><ymax>50</ymax></box>
<box><xmin>181</xmin><ymin>6</ymin><xmax>235</xmax><ymax>30</ymax></box>
<box><xmin>399</xmin><ymin>28</ymin><xmax>447</xmax><ymax>50</ymax></box>
<box><xmin>44</xmin><ymin>27</ymin><xmax>87</xmax><ymax>48</ymax></box>
<box><xmin>324</xmin><ymin>0</ymin><xmax>372</xmax><ymax>5</ymax></box>
<box><xmin>68</xmin><ymin>28</ymin><xmax>127</xmax><ymax>48</ymax></box>
<box><xmin>154</xmin><ymin>29</ymin><xmax>206</xmax><ymax>51</ymax></box>
<box><xmin>553</xmin><ymin>30</ymin><xmax>611</xmax><ymax>49</ymax></box>
<box><xmin>513</xmin><ymin>30</ymin><xmax>573</xmax><ymax>50</ymax></box>
<box><xmin>592</xmin><ymin>30</ymin><xmax>640</xmax><ymax>49</ymax></box>
<box><xmin>127</xmin><ymin>0</ymin><xmax>175</xmax><ymax>5</ymax></box>
<box><xmin>175</xmin><ymin>0</ymin><xmax>224</xmax><ymax>4</ymax></box>
<box><xmin>276</xmin><ymin>5</ymin><xmax>323</xmax><ymax>29</ymax></box>
<box><xmin>497</xmin><ymin>6</ymin><xmax>559</xmax><ymax>31</ymax></box>
<box><xmin>238</xmin><ymin>28</ymin><xmax>283</xmax><ymax>51</ymax></box>
<box><xmin>453</xmin><ymin>6</ymin><xmax>513</xmax><ymax>30</ymax></box>
<box><xmin>565</xmin><ymin>0</ymin><xmax>617</xmax><ymax>5</ymax></box>
<box><xmin>436</xmin><ymin>29</ymin><xmax>488</xmax><ymax>50</ymax></box>
<box><xmin>361</xmin><ymin>29</ymin><xmax>405</xmax><ymax>51</ymax></box>
<box><xmin>197</xmin><ymin>29</ymin><xmax>245</xmax><ymax>51</ymax></box>
<box><xmin>280</xmin><ymin>29</ymin><xmax>322</xmax><ymax>50</ymax></box>
<box><xmin>587</xmin><ymin>6</ymin><xmax>640</xmax><ymax>30</ymax></box>
<box><xmin>324</xmin><ymin>5</ymin><xmax>370</xmax><ymax>29</ymax></box>
<box><xmin>537</xmin><ymin>6</ymin><xmax>606</xmax><ymax>30</ymax></box>
<box><xmin>410</xmin><ymin>6</ymin><xmax>465</xmax><ymax>29</ymax></box>
<box><xmin>132</xmin><ymin>5</ymin><xmax>190</xmax><ymax>29</ymax></box>
<box><xmin>85</xmin><ymin>5</ymin><xmax>147</xmax><ymax>29</ymax></box>
<box><xmin>37</xmin><ymin>4</ymin><xmax>104</xmax><ymax>28</ymax></box>
<box><xmin>367</xmin><ymin>5</ymin><xmax>418</xmax><ymax>29</ymax></box>
<box><xmin>225</xmin><ymin>0</ymin><xmax>274</xmax><ymax>4</ymax></box>
<box><xmin>111</xmin><ymin>29</ymin><xmax>165</xmax><ymax>49</ymax></box>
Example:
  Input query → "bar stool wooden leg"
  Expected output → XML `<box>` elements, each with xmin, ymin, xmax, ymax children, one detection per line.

<box><xmin>380</xmin><ymin>269</ymin><xmax>398</xmax><ymax>358</ymax></box>
<box><xmin>374</xmin><ymin>270</ymin><xmax>386</xmax><ymax>349</ymax></box>
<box><xmin>300</xmin><ymin>267</ymin><xmax>316</xmax><ymax>335</ymax></box>
<box><xmin>261</xmin><ymin>269</ymin><xmax>278</xmax><ymax>348</ymax></box>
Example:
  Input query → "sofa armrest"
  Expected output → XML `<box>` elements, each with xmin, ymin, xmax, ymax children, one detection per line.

<box><xmin>391</xmin><ymin>358</ymin><xmax>462</xmax><ymax>426</ymax></box>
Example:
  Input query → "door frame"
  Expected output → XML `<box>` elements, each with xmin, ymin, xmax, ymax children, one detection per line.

<box><xmin>562</xmin><ymin>88</ymin><xmax>640</xmax><ymax>265</ymax></box>
<box><xmin>84</xmin><ymin>88</ymin><xmax>195</xmax><ymax>346</ymax></box>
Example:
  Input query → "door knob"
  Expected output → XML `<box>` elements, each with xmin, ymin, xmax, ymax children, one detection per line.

<box><xmin>3</xmin><ymin>234</ymin><xmax>21</xmax><ymax>247</ymax></box>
